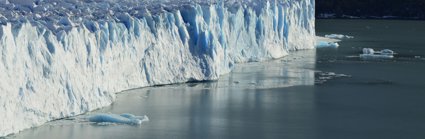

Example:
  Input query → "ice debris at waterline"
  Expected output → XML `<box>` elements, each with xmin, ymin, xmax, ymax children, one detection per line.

<box><xmin>325</xmin><ymin>34</ymin><xmax>354</xmax><ymax>39</ymax></box>
<box><xmin>360</xmin><ymin>48</ymin><xmax>395</xmax><ymax>59</ymax></box>
<box><xmin>316</xmin><ymin>41</ymin><xmax>339</xmax><ymax>48</ymax></box>
<box><xmin>315</xmin><ymin>71</ymin><xmax>351</xmax><ymax>85</ymax></box>
<box><xmin>315</xmin><ymin>36</ymin><xmax>340</xmax><ymax>48</ymax></box>
<box><xmin>87</xmin><ymin>113</ymin><xmax>149</xmax><ymax>125</ymax></box>
<box><xmin>0</xmin><ymin>0</ymin><xmax>316</xmax><ymax>136</ymax></box>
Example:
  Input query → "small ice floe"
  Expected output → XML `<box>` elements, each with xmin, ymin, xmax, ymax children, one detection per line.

<box><xmin>325</xmin><ymin>34</ymin><xmax>354</xmax><ymax>39</ymax></box>
<box><xmin>318</xmin><ymin>13</ymin><xmax>336</xmax><ymax>18</ymax></box>
<box><xmin>360</xmin><ymin>48</ymin><xmax>395</xmax><ymax>59</ymax></box>
<box><xmin>316</xmin><ymin>36</ymin><xmax>340</xmax><ymax>48</ymax></box>
<box><xmin>315</xmin><ymin>71</ymin><xmax>351</xmax><ymax>85</ymax></box>
<box><xmin>87</xmin><ymin>113</ymin><xmax>149</xmax><ymax>125</ymax></box>
<box><xmin>316</xmin><ymin>41</ymin><xmax>340</xmax><ymax>48</ymax></box>
<box><xmin>342</xmin><ymin>15</ymin><xmax>361</xmax><ymax>19</ymax></box>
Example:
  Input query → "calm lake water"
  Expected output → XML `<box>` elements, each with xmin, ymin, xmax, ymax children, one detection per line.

<box><xmin>8</xmin><ymin>19</ymin><xmax>425</xmax><ymax>139</ymax></box>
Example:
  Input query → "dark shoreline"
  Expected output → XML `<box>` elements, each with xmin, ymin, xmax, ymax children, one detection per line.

<box><xmin>316</xmin><ymin>0</ymin><xmax>425</xmax><ymax>21</ymax></box>
<box><xmin>316</xmin><ymin>17</ymin><xmax>425</xmax><ymax>21</ymax></box>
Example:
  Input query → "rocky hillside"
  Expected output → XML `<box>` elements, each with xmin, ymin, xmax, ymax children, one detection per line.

<box><xmin>316</xmin><ymin>0</ymin><xmax>425</xmax><ymax>19</ymax></box>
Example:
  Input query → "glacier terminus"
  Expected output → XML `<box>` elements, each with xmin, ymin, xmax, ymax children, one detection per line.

<box><xmin>0</xmin><ymin>0</ymin><xmax>315</xmax><ymax>136</ymax></box>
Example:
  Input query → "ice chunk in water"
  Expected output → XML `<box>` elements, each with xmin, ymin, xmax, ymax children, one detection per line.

<box><xmin>316</xmin><ymin>41</ymin><xmax>339</xmax><ymax>48</ymax></box>
<box><xmin>316</xmin><ymin>36</ymin><xmax>340</xmax><ymax>48</ymax></box>
<box><xmin>88</xmin><ymin>113</ymin><xmax>149</xmax><ymax>125</ymax></box>
<box><xmin>325</xmin><ymin>34</ymin><xmax>354</xmax><ymax>39</ymax></box>
<box><xmin>363</xmin><ymin>48</ymin><xmax>375</xmax><ymax>54</ymax></box>
<box><xmin>360</xmin><ymin>48</ymin><xmax>395</xmax><ymax>59</ymax></box>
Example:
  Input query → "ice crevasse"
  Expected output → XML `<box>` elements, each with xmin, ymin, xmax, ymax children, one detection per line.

<box><xmin>0</xmin><ymin>0</ymin><xmax>315</xmax><ymax>136</ymax></box>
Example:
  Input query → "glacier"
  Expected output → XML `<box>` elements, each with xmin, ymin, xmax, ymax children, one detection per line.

<box><xmin>0</xmin><ymin>0</ymin><xmax>315</xmax><ymax>136</ymax></box>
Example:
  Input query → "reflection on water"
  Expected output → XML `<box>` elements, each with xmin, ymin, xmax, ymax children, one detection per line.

<box><xmin>174</xmin><ymin>49</ymin><xmax>317</xmax><ymax>89</ymax></box>
<box><xmin>9</xmin><ymin>50</ymin><xmax>318</xmax><ymax>139</ymax></box>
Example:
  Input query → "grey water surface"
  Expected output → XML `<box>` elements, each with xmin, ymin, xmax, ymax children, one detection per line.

<box><xmin>8</xmin><ymin>19</ymin><xmax>425</xmax><ymax>139</ymax></box>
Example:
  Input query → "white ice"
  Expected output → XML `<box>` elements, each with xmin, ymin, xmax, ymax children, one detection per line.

<box><xmin>87</xmin><ymin>113</ymin><xmax>149</xmax><ymax>125</ymax></box>
<box><xmin>360</xmin><ymin>48</ymin><xmax>395</xmax><ymax>59</ymax></box>
<box><xmin>0</xmin><ymin>0</ymin><xmax>316</xmax><ymax>136</ymax></box>
<box><xmin>316</xmin><ymin>41</ymin><xmax>340</xmax><ymax>48</ymax></box>
<box><xmin>316</xmin><ymin>36</ymin><xmax>340</xmax><ymax>48</ymax></box>
<box><xmin>325</xmin><ymin>34</ymin><xmax>354</xmax><ymax>39</ymax></box>
<box><xmin>315</xmin><ymin>71</ymin><xmax>351</xmax><ymax>84</ymax></box>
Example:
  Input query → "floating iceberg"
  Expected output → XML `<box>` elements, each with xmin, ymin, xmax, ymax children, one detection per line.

<box><xmin>360</xmin><ymin>48</ymin><xmax>395</xmax><ymax>59</ymax></box>
<box><xmin>316</xmin><ymin>36</ymin><xmax>340</xmax><ymax>48</ymax></box>
<box><xmin>325</xmin><ymin>34</ymin><xmax>354</xmax><ymax>39</ymax></box>
<box><xmin>362</xmin><ymin>48</ymin><xmax>375</xmax><ymax>54</ymax></box>
<box><xmin>0</xmin><ymin>0</ymin><xmax>316</xmax><ymax>136</ymax></box>
<box><xmin>87</xmin><ymin>113</ymin><xmax>149</xmax><ymax>125</ymax></box>
<box><xmin>316</xmin><ymin>41</ymin><xmax>340</xmax><ymax>48</ymax></box>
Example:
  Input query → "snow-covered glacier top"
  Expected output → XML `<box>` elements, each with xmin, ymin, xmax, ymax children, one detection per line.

<box><xmin>0</xmin><ymin>0</ymin><xmax>292</xmax><ymax>33</ymax></box>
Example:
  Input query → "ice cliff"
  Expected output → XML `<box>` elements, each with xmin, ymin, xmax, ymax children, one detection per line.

<box><xmin>0</xmin><ymin>0</ymin><xmax>315</xmax><ymax>136</ymax></box>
